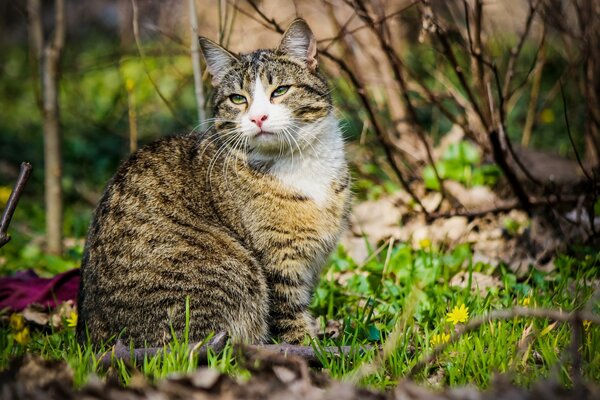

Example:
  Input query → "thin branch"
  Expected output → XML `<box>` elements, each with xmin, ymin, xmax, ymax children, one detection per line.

<box><xmin>502</xmin><ymin>0</ymin><xmax>540</xmax><ymax>101</ymax></box>
<box><xmin>408</xmin><ymin>307</ymin><xmax>600</xmax><ymax>378</ymax></box>
<box><xmin>98</xmin><ymin>331</ymin><xmax>373</xmax><ymax>369</ymax></box>
<box><xmin>243</xmin><ymin>0</ymin><xmax>429</xmax><ymax>214</ymax></box>
<box><xmin>0</xmin><ymin>163</ymin><xmax>33</xmax><ymax>248</ymax></box>
<box><xmin>188</xmin><ymin>0</ymin><xmax>206</xmax><ymax>125</ymax></box>
<box><xmin>351</xmin><ymin>0</ymin><xmax>456</xmax><ymax>208</ymax></box>
<box><xmin>131</xmin><ymin>0</ymin><xmax>190</xmax><ymax>130</ymax></box>
<box><xmin>486</xmin><ymin>82</ymin><xmax>532</xmax><ymax>213</ymax></box>
<box><xmin>560</xmin><ymin>81</ymin><xmax>594</xmax><ymax>182</ymax></box>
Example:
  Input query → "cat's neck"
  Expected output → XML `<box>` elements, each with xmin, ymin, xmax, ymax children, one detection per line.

<box><xmin>249</xmin><ymin>114</ymin><xmax>346</xmax><ymax>206</ymax></box>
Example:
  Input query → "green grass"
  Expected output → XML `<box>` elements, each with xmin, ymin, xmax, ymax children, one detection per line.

<box><xmin>1</xmin><ymin>240</ymin><xmax>598</xmax><ymax>390</ymax></box>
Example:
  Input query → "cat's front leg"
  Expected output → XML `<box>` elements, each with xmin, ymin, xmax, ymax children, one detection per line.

<box><xmin>266</xmin><ymin>267</ymin><xmax>316</xmax><ymax>344</ymax></box>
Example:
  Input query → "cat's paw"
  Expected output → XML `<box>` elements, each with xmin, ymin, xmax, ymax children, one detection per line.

<box><xmin>278</xmin><ymin>313</ymin><xmax>315</xmax><ymax>344</ymax></box>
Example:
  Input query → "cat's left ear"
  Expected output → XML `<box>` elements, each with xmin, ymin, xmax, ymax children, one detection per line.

<box><xmin>277</xmin><ymin>18</ymin><xmax>318</xmax><ymax>72</ymax></box>
<box><xmin>199</xmin><ymin>37</ymin><xmax>239</xmax><ymax>85</ymax></box>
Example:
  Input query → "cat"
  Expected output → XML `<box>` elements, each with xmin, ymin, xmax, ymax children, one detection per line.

<box><xmin>76</xmin><ymin>18</ymin><xmax>351</xmax><ymax>347</ymax></box>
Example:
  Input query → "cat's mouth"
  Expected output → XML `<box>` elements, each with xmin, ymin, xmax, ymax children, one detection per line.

<box><xmin>255</xmin><ymin>130</ymin><xmax>274</xmax><ymax>137</ymax></box>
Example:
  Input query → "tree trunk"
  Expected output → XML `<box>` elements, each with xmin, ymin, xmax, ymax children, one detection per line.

<box><xmin>28</xmin><ymin>0</ymin><xmax>65</xmax><ymax>255</ymax></box>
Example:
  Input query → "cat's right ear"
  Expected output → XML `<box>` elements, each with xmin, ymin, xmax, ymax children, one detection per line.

<box><xmin>198</xmin><ymin>37</ymin><xmax>239</xmax><ymax>85</ymax></box>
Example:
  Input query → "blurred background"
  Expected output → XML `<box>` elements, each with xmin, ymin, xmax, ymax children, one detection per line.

<box><xmin>0</xmin><ymin>0</ymin><xmax>597</xmax><ymax>273</ymax></box>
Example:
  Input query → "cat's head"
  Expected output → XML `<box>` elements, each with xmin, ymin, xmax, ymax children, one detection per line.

<box><xmin>199</xmin><ymin>19</ymin><xmax>332</xmax><ymax>157</ymax></box>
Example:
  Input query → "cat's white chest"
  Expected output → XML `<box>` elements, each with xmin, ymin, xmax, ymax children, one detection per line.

<box><xmin>268</xmin><ymin>116</ymin><xmax>345</xmax><ymax>207</ymax></box>
<box><xmin>272</xmin><ymin>158</ymin><xmax>337</xmax><ymax>206</ymax></box>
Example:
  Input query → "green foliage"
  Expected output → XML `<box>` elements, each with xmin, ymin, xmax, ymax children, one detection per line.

<box><xmin>422</xmin><ymin>141</ymin><xmax>502</xmax><ymax>190</ymax></box>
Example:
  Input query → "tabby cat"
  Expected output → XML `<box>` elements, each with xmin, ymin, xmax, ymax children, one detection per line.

<box><xmin>76</xmin><ymin>19</ymin><xmax>350</xmax><ymax>346</ymax></box>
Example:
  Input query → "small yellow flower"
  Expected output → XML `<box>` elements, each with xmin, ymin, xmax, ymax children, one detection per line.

<box><xmin>0</xmin><ymin>186</ymin><xmax>12</xmax><ymax>207</ymax></box>
<box><xmin>9</xmin><ymin>314</ymin><xmax>25</xmax><ymax>331</ymax></box>
<box><xmin>521</xmin><ymin>296</ymin><xmax>531</xmax><ymax>306</ymax></box>
<box><xmin>66</xmin><ymin>311</ymin><xmax>78</xmax><ymax>328</ymax></box>
<box><xmin>446</xmin><ymin>304</ymin><xmax>469</xmax><ymax>325</ymax></box>
<box><xmin>419</xmin><ymin>238</ymin><xmax>431</xmax><ymax>249</ymax></box>
<box><xmin>583</xmin><ymin>320</ymin><xmax>591</xmax><ymax>332</ymax></box>
<box><xmin>540</xmin><ymin>108</ymin><xmax>555</xmax><ymax>124</ymax></box>
<box><xmin>125</xmin><ymin>78</ymin><xmax>135</xmax><ymax>92</ymax></box>
<box><xmin>430</xmin><ymin>333</ymin><xmax>450</xmax><ymax>346</ymax></box>
<box><xmin>13</xmin><ymin>327</ymin><xmax>30</xmax><ymax>344</ymax></box>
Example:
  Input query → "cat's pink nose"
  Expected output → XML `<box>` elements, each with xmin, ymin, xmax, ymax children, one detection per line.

<box><xmin>250</xmin><ymin>114</ymin><xmax>268</xmax><ymax>128</ymax></box>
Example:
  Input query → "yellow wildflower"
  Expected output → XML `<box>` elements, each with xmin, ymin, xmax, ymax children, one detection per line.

<box><xmin>583</xmin><ymin>320</ymin><xmax>591</xmax><ymax>333</ymax></box>
<box><xmin>66</xmin><ymin>311</ymin><xmax>78</xmax><ymax>328</ymax></box>
<box><xmin>540</xmin><ymin>108</ymin><xmax>555</xmax><ymax>124</ymax></box>
<box><xmin>0</xmin><ymin>186</ymin><xmax>12</xmax><ymax>207</ymax></box>
<box><xmin>419</xmin><ymin>238</ymin><xmax>431</xmax><ymax>249</ymax></box>
<box><xmin>446</xmin><ymin>304</ymin><xmax>469</xmax><ymax>325</ymax></box>
<box><xmin>430</xmin><ymin>333</ymin><xmax>450</xmax><ymax>346</ymax></box>
<box><xmin>521</xmin><ymin>296</ymin><xmax>531</xmax><ymax>306</ymax></box>
<box><xmin>9</xmin><ymin>313</ymin><xmax>25</xmax><ymax>331</ymax></box>
<box><xmin>125</xmin><ymin>78</ymin><xmax>135</xmax><ymax>92</ymax></box>
<box><xmin>14</xmin><ymin>327</ymin><xmax>30</xmax><ymax>345</ymax></box>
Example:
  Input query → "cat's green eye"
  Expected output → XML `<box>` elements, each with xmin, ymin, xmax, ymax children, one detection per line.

<box><xmin>271</xmin><ymin>85</ymin><xmax>290</xmax><ymax>98</ymax></box>
<box><xmin>229</xmin><ymin>94</ymin><xmax>247</xmax><ymax>105</ymax></box>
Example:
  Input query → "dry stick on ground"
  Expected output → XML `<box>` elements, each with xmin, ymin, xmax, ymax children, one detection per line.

<box><xmin>98</xmin><ymin>331</ymin><xmax>372</xmax><ymax>369</ymax></box>
<box><xmin>243</xmin><ymin>0</ymin><xmax>429</xmax><ymax>215</ymax></box>
<box><xmin>0</xmin><ymin>163</ymin><xmax>33</xmax><ymax>248</ymax></box>
<box><xmin>408</xmin><ymin>307</ymin><xmax>600</xmax><ymax>379</ymax></box>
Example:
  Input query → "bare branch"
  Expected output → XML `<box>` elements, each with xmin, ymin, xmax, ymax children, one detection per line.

<box><xmin>131</xmin><ymin>0</ymin><xmax>191</xmax><ymax>130</ymax></box>
<box><xmin>0</xmin><ymin>163</ymin><xmax>33</xmax><ymax>248</ymax></box>
<box><xmin>188</xmin><ymin>0</ymin><xmax>206</xmax><ymax>125</ymax></box>
<box><xmin>560</xmin><ymin>81</ymin><xmax>594</xmax><ymax>182</ymax></box>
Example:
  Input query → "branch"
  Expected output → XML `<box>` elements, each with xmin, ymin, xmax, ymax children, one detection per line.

<box><xmin>242</xmin><ymin>0</ymin><xmax>429</xmax><ymax>215</ymax></box>
<box><xmin>560</xmin><ymin>81</ymin><xmax>594</xmax><ymax>182</ymax></box>
<box><xmin>188</xmin><ymin>0</ymin><xmax>206</xmax><ymax>126</ymax></box>
<box><xmin>131</xmin><ymin>0</ymin><xmax>191</xmax><ymax>130</ymax></box>
<box><xmin>486</xmin><ymin>82</ymin><xmax>532</xmax><ymax>214</ymax></box>
<box><xmin>502</xmin><ymin>0</ymin><xmax>540</xmax><ymax>100</ymax></box>
<box><xmin>98</xmin><ymin>331</ymin><xmax>373</xmax><ymax>368</ymax></box>
<box><xmin>350</xmin><ymin>0</ymin><xmax>457</xmax><ymax>208</ymax></box>
<box><xmin>0</xmin><ymin>163</ymin><xmax>33</xmax><ymax>248</ymax></box>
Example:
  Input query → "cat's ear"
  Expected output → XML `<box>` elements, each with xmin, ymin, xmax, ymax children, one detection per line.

<box><xmin>277</xmin><ymin>18</ymin><xmax>318</xmax><ymax>72</ymax></box>
<box><xmin>198</xmin><ymin>37</ymin><xmax>239</xmax><ymax>85</ymax></box>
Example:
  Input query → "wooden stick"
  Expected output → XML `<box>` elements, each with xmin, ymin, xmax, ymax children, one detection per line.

<box><xmin>97</xmin><ymin>331</ymin><xmax>372</xmax><ymax>369</ymax></box>
<box><xmin>0</xmin><ymin>162</ymin><xmax>33</xmax><ymax>248</ymax></box>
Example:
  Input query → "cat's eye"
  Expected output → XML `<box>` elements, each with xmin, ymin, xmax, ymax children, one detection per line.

<box><xmin>229</xmin><ymin>94</ymin><xmax>247</xmax><ymax>105</ymax></box>
<box><xmin>271</xmin><ymin>85</ymin><xmax>290</xmax><ymax>98</ymax></box>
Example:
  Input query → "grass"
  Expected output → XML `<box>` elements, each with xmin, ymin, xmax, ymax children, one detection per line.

<box><xmin>1</xmin><ymin>238</ymin><xmax>599</xmax><ymax>390</ymax></box>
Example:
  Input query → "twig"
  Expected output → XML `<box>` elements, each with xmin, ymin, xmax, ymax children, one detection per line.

<box><xmin>98</xmin><ymin>331</ymin><xmax>372</xmax><ymax>369</ymax></box>
<box><xmin>502</xmin><ymin>0</ymin><xmax>540</xmax><ymax>100</ymax></box>
<box><xmin>131</xmin><ymin>0</ymin><xmax>190</xmax><ymax>130</ymax></box>
<box><xmin>188</xmin><ymin>0</ymin><xmax>206</xmax><ymax>125</ymax></box>
<box><xmin>242</xmin><ymin>0</ymin><xmax>429</xmax><ymax>214</ymax></box>
<box><xmin>0</xmin><ymin>163</ymin><xmax>33</xmax><ymax>248</ymax></box>
<box><xmin>560</xmin><ymin>81</ymin><xmax>594</xmax><ymax>182</ymax></box>
<box><xmin>428</xmin><ymin>194</ymin><xmax>583</xmax><ymax>220</ymax></box>
<box><xmin>521</xmin><ymin>45</ymin><xmax>545</xmax><ymax>146</ymax></box>
<box><xmin>350</xmin><ymin>0</ymin><xmax>456</xmax><ymax>208</ymax></box>
<box><xmin>408</xmin><ymin>307</ymin><xmax>600</xmax><ymax>378</ymax></box>
<box><xmin>486</xmin><ymin>82</ymin><xmax>532</xmax><ymax>214</ymax></box>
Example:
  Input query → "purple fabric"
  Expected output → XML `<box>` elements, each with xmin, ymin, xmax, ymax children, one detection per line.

<box><xmin>0</xmin><ymin>268</ymin><xmax>80</xmax><ymax>311</ymax></box>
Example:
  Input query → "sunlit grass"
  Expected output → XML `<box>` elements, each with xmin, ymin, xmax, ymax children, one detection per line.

<box><xmin>1</xmin><ymin>242</ymin><xmax>598</xmax><ymax>390</ymax></box>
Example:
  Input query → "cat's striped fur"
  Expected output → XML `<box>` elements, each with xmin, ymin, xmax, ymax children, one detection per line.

<box><xmin>77</xmin><ymin>19</ymin><xmax>350</xmax><ymax>346</ymax></box>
